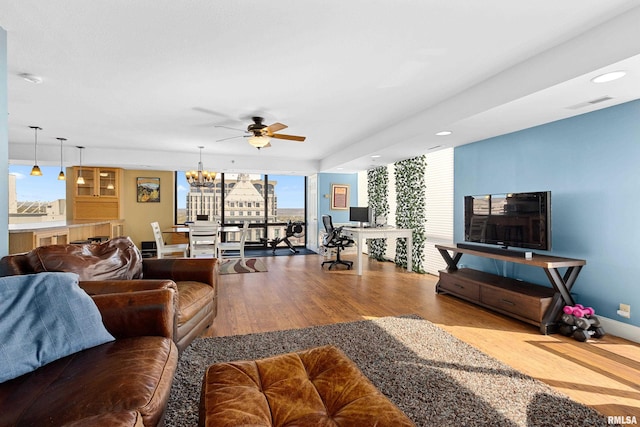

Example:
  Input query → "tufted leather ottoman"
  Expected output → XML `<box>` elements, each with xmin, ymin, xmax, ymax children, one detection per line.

<box><xmin>199</xmin><ymin>345</ymin><xmax>415</xmax><ymax>427</ymax></box>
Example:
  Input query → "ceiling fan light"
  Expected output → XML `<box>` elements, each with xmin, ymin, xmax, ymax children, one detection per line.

<box><xmin>30</xmin><ymin>165</ymin><xmax>42</xmax><ymax>176</ymax></box>
<box><xmin>249</xmin><ymin>135</ymin><xmax>271</xmax><ymax>149</ymax></box>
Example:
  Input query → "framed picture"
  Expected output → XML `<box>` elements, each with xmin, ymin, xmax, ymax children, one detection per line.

<box><xmin>137</xmin><ymin>177</ymin><xmax>160</xmax><ymax>203</ymax></box>
<box><xmin>331</xmin><ymin>184</ymin><xmax>349</xmax><ymax>210</ymax></box>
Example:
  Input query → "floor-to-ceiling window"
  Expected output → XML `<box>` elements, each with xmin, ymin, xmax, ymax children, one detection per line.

<box><xmin>8</xmin><ymin>165</ymin><xmax>67</xmax><ymax>224</ymax></box>
<box><xmin>265</xmin><ymin>174</ymin><xmax>306</xmax><ymax>247</ymax></box>
<box><xmin>175</xmin><ymin>172</ymin><xmax>306</xmax><ymax>248</ymax></box>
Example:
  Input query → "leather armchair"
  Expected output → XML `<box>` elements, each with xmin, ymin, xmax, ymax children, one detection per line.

<box><xmin>0</xmin><ymin>282</ymin><xmax>178</xmax><ymax>427</ymax></box>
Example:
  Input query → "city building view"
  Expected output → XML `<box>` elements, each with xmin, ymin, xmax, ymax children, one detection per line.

<box><xmin>8</xmin><ymin>168</ymin><xmax>67</xmax><ymax>224</ymax></box>
<box><xmin>179</xmin><ymin>173</ymin><xmax>306</xmax><ymax>248</ymax></box>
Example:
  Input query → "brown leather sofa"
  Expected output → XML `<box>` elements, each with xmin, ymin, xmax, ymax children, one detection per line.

<box><xmin>0</xmin><ymin>236</ymin><xmax>218</xmax><ymax>353</ymax></box>
<box><xmin>0</xmin><ymin>280</ymin><xmax>179</xmax><ymax>426</ymax></box>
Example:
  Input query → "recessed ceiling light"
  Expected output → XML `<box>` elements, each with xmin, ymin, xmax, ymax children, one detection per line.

<box><xmin>371</xmin><ymin>155</ymin><xmax>381</xmax><ymax>158</ymax></box>
<box><xmin>19</xmin><ymin>73</ymin><xmax>43</xmax><ymax>84</ymax></box>
<box><xmin>435</xmin><ymin>130</ymin><xmax>452</xmax><ymax>136</ymax></box>
<box><xmin>591</xmin><ymin>71</ymin><xmax>626</xmax><ymax>83</ymax></box>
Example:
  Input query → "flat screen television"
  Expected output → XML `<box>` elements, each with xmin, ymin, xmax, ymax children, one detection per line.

<box><xmin>349</xmin><ymin>206</ymin><xmax>373</xmax><ymax>226</ymax></box>
<box><xmin>464</xmin><ymin>191</ymin><xmax>551</xmax><ymax>251</ymax></box>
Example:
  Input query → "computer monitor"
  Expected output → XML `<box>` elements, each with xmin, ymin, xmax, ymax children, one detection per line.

<box><xmin>349</xmin><ymin>206</ymin><xmax>373</xmax><ymax>226</ymax></box>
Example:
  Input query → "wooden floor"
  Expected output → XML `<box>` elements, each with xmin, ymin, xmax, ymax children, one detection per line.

<box><xmin>205</xmin><ymin>253</ymin><xmax>640</xmax><ymax>420</ymax></box>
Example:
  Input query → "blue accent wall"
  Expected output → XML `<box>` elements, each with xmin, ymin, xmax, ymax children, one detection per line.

<box><xmin>0</xmin><ymin>27</ymin><xmax>8</xmax><ymax>256</ymax></box>
<box><xmin>454</xmin><ymin>99</ymin><xmax>640</xmax><ymax>326</ymax></box>
<box><xmin>318</xmin><ymin>173</ymin><xmax>358</xmax><ymax>224</ymax></box>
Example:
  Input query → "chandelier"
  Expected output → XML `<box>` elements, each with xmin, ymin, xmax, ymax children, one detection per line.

<box><xmin>186</xmin><ymin>146</ymin><xmax>216</xmax><ymax>188</ymax></box>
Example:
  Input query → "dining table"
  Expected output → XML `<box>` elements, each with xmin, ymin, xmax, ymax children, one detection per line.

<box><xmin>163</xmin><ymin>224</ymin><xmax>241</xmax><ymax>245</ymax></box>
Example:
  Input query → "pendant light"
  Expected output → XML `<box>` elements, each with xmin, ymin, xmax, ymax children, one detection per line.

<box><xmin>29</xmin><ymin>126</ymin><xmax>43</xmax><ymax>176</ymax></box>
<box><xmin>76</xmin><ymin>146</ymin><xmax>85</xmax><ymax>185</ymax></box>
<box><xmin>56</xmin><ymin>137</ymin><xmax>67</xmax><ymax>180</ymax></box>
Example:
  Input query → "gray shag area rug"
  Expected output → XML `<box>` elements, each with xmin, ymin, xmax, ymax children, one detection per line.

<box><xmin>166</xmin><ymin>315</ymin><xmax>613</xmax><ymax>427</ymax></box>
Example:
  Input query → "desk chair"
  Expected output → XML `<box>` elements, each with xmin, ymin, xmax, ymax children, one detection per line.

<box><xmin>150</xmin><ymin>221</ymin><xmax>188</xmax><ymax>258</ymax></box>
<box><xmin>188</xmin><ymin>222</ymin><xmax>218</xmax><ymax>258</ymax></box>
<box><xmin>321</xmin><ymin>215</ymin><xmax>354</xmax><ymax>270</ymax></box>
<box><xmin>217</xmin><ymin>221</ymin><xmax>249</xmax><ymax>264</ymax></box>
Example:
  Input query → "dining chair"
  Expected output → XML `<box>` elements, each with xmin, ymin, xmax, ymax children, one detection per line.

<box><xmin>217</xmin><ymin>221</ymin><xmax>249</xmax><ymax>264</ymax></box>
<box><xmin>188</xmin><ymin>221</ymin><xmax>218</xmax><ymax>258</ymax></box>
<box><xmin>150</xmin><ymin>221</ymin><xmax>188</xmax><ymax>258</ymax></box>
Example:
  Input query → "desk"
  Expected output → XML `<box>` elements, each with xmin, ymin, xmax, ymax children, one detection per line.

<box><xmin>342</xmin><ymin>227</ymin><xmax>413</xmax><ymax>276</ymax></box>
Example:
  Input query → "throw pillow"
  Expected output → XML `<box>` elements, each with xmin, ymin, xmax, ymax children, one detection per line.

<box><xmin>0</xmin><ymin>272</ymin><xmax>115</xmax><ymax>383</ymax></box>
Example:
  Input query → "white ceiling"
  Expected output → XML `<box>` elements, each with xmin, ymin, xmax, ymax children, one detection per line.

<box><xmin>2</xmin><ymin>1</ymin><xmax>640</xmax><ymax>175</ymax></box>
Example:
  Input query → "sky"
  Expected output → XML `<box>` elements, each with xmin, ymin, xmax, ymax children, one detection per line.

<box><xmin>9</xmin><ymin>165</ymin><xmax>67</xmax><ymax>201</ymax></box>
<box><xmin>9</xmin><ymin>165</ymin><xmax>306</xmax><ymax>208</ymax></box>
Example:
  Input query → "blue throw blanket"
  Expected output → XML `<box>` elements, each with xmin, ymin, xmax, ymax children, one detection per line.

<box><xmin>0</xmin><ymin>272</ymin><xmax>114</xmax><ymax>383</ymax></box>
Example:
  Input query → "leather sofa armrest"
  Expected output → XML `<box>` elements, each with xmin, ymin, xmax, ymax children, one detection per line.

<box><xmin>0</xmin><ymin>254</ymin><xmax>31</xmax><ymax>276</ymax></box>
<box><xmin>92</xmin><ymin>288</ymin><xmax>175</xmax><ymax>339</ymax></box>
<box><xmin>142</xmin><ymin>258</ymin><xmax>217</xmax><ymax>287</ymax></box>
<box><xmin>80</xmin><ymin>279</ymin><xmax>178</xmax><ymax>296</ymax></box>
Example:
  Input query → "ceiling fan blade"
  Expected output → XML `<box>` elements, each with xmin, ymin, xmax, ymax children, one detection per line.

<box><xmin>216</xmin><ymin>135</ymin><xmax>245</xmax><ymax>142</ymax></box>
<box><xmin>192</xmin><ymin>107</ymin><xmax>230</xmax><ymax>118</ymax></box>
<box><xmin>266</xmin><ymin>122</ymin><xmax>287</xmax><ymax>134</ymax></box>
<box><xmin>271</xmin><ymin>133</ymin><xmax>306</xmax><ymax>142</ymax></box>
<box><xmin>214</xmin><ymin>125</ymin><xmax>248</xmax><ymax>132</ymax></box>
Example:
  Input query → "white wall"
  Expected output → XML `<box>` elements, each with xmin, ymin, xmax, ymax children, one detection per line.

<box><xmin>424</xmin><ymin>148</ymin><xmax>454</xmax><ymax>275</ymax></box>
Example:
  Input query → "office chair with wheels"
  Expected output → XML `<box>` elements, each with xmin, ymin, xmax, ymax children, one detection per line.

<box><xmin>321</xmin><ymin>215</ymin><xmax>354</xmax><ymax>270</ymax></box>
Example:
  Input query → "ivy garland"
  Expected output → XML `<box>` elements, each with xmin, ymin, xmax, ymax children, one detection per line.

<box><xmin>366</xmin><ymin>166</ymin><xmax>389</xmax><ymax>260</ymax></box>
<box><xmin>394</xmin><ymin>155</ymin><xmax>426</xmax><ymax>273</ymax></box>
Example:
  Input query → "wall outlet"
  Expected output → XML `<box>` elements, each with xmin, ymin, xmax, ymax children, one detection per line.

<box><xmin>617</xmin><ymin>303</ymin><xmax>631</xmax><ymax>318</ymax></box>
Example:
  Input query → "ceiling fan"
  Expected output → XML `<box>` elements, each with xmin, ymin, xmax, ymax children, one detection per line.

<box><xmin>216</xmin><ymin>116</ymin><xmax>306</xmax><ymax>149</ymax></box>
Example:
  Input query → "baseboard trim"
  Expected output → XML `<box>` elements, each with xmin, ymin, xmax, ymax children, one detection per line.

<box><xmin>597</xmin><ymin>316</ymin><xmax>639</xmax><ymax>343</ymax></box>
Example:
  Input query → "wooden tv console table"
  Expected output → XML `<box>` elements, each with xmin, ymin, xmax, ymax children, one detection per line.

<box><xmin>435</xmin><ymin>244</ymin><xmax>586</xmax><ymax>334</ymax></box>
